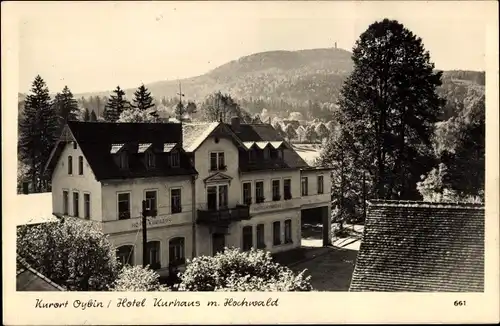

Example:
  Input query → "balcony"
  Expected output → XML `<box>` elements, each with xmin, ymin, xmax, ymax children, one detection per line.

<box><xmin>197</xmin><ymin>205</ymin><xmax>250</xmax><ymax>225</ymax></box>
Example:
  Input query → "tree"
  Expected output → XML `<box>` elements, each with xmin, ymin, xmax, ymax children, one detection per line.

<box><xmin>117</xmin><ymin>107</ymin><xmax>160</xmax><ymax>123</ymax></box>
<box><xmin>83</xmin><ymin>108</ymin><xmax>91</xmax><ymax>122</ymax></box>
<box><xmin>111</xmin><ymin>265</ymin><xmax>170</xmax><ymax>291</ymax></box>
<box><xmin>325</xmin><ymin>120</ymin><xmax>336</xmax><ymax>133</ymax></box>
<box><xmin>90</xmin><ymin>110</ymin><xmax>98</xmax><ymax>122</ymax></box>
<box><xmin>132</xmin><ymin>84</ymin><xmax>155</xmax><ymax>111</ymax></box>
<box><xmin>284</xmin><ymin>124</ymin><xmax>297</xmax><ymax>141</ymax></box>
<box><xmin>176</xmin><ymin>248</ymin><xmax>312</xmax><ymax>291</ymax></box>
<box><xmin>53</xmin><ymin>86</ymin><xmax>79</xmax><ymax>126</ymax></box>
<box><xmin>103</xmin><ymin>86</ymin><xmax>129</xmax><ymax>122</ymax></box>
<box><xmin>305</xmin><ymin>124</ymin><xmax>317</xmax><ymax>143</ymax></box>
<box><xmin>201</xmin><ymin>92</ymin><xmax>252</xmax><ymax>123</ymax></box>
<box><xmin>330</xmin><ymin>19</ymin><xmax>444</xmax><ymax>200</ymax></box>
<box><xmin>17</xmin><ymin>218</ymin><xmax>119</xmax><ymax>291</ymax></box>
<box><xmin>18</xmin><ymin>75</ymin><xmax>59</xmax><ymax>193</ymax></box>
<box><xmin>296</xmin><ymin>126</ymin><xmax>306</xmax><ymax>142</ymax></box>
<box><xmin>185</xmin><ymin>101</ymin><xmax>197</xmax><ymax>115</ymax></box>
<box><xmin>273</xmin><ymin>122</ymin><xmax>286</xmax><ymax>138</ymax></box>
<box><xmin>315</xmin><ymin>122</ymin><xmax>329</xmax><ymax>142</ymax></box>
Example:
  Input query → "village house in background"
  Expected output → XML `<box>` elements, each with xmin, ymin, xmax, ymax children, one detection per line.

<box><xmin>349</xmin><ymin>200</ymin><xmax>484</xmax><ymax>292</ymax></box>
<box><xmin>42</xmin><ymin>118</ymin><xmax>332</xmax><ymax>277</ymax></box>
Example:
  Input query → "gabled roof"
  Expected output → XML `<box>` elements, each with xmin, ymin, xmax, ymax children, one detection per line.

<box><xmin>349</xmin><ymin>200</ymin><xmax>485</xmax><ymax>292</ymax></box>
<box><xmin>46</xmin><ymin>122</ymin><xmax>197</xmax><ymax>181</ymax></box>
<box><xmin>182</xmin><ymin>122</ymin><xmax>220</xmax><ymax>152</ymax></box>
<box><xmin>17</xmin><ymin>258</ymin><xmax>66</xmax><ymax>291</ymax></box>
<box><xmin>229</xmin><ymin>123</ymin><xmax>309</xmax><ymax>170</ymax></box>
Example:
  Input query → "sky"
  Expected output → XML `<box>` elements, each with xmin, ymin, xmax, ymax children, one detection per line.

<box><xmin>15</xmin><ymin>1</ymin><xmax>493</xmax><ymax>94</ymax></box>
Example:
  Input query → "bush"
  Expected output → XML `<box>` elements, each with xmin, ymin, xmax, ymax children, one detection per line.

<box><xmin>176</xmin><ymin>248</ymin><xmax>312</xmax><ymax>292</ymax></box>
<box><xmin>17</xmin><ymin>219</ymin><xmax>119</xmax><ymax>291</ymax></box>
<box><xmin>111</xmin><ymin>265</ymin><xmax>170</xmax><ymax>291</ymax></box>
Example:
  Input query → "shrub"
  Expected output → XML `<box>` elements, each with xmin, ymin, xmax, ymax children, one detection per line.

<box><xmin>111</xmin><ymin>265</ymin><xmax>170</xmax><ymax>291</ymax></box>
<box><xmin>17</xmin><ymin>218</ymin><xmax>119</xmax><ymax>291</ymax></box>
<box><xmin>176</xmin><ymin>248</ymin><xmax>312</xmax><ymax>292</ymax></box>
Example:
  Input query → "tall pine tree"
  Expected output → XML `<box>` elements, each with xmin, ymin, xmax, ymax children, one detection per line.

<box><xmin>132</xmin><ymin>84</ymin><xmax>155</xmax><ymax>111</ymax></box>
<box><xmin>90</xmin><ymin>110</ymin><xmax>98</xmax><ymax>122</ymax></box>
<box><xmin>53</xmin><ymin>85</ymin><xmax>79</xmax><ymax>126</ymax></box>
<box><xmin>324</xmin><ymin>19</ymin><xmax>444</xmax><ymax>201</ymax></box>
<box><xmin>103</xmin><ymin>86</ymin><xmax>129</xmax><ymax>122</ymax></box>
<box><xmin>83</xmin><ymin>108</ymin><xmax>91</xmax><ymax>122</ymax></box>
<box><xmin>18</xmin><ymin>75</ymin><xmax>59</xmax><ymax>192</ymax></box>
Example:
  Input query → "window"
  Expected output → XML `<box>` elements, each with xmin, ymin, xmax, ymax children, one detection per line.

<box><xmin>146</xmin><ymin>241</ymin><xmax>161</xmax><ymax>270</ymax></box>
<box><xmin>273</xmin><ymin>221</ymin><xmax>281</xmax><ymax>246</ymax></box>
<box><xmin>284</xmin><ymin>179</ymin><xmax>292</xmax><ymax>200</ymax></box>
<box><xmin>146</xmin><ymin>152</ymin><xmax>156</xmax><ymax>168</ymax></box>
<box><xmin>285</xmin><ymin>219</ymin><xmax>293</xmax><ymax>243</ymax></box>
<box><xmin>242</xmin><ymin>182</ymin><xmax>252</xmax><ymax>205</ymax></box>
<box><xmin>73</xmin><ymin>192</ymin><xmax>79</xmax><ymax>217</ymax></box>
<box><xmin>116</xmin><ymin>245</ymin><xmax>134</xmax><ymax>266</ymax></box>
<box><xmin>249</xmin><ymin>149</ymin><xmax>256</xmax><ymax>162</ymax></box>
<box><xmin>169</xmin><ymin>237</ymin><xmax>185</xmax><ymax>266</ymax></box>
<box><xmin>207</xmin><ymin>186</ymin><xmax>217</xmax><ymax>210</ymax></box>
<box><xmin>317</xmin><ymin>175</ymin><xmax>324</xmax><ymax>194</ymax></box>
<box><xmin>277</xmin><ymin>149</ymin><xmax>283</xmax><ymax>160</ymax></box>
<box><xmin>272</xmin><ymin>179</ymin><xmax>281</xmax><ymax>201</ymax></box>
<box><xmin>145</xmin><ymin>190</ymin><xmax>157</xmax><ymax>215</ymax></box>
<box><xmin>118</xmin><ymin>193</ymin><xmax>131</xmax><ymax>219</ymax></box>
<box><xmin>255</xmin><ymin>181</ymin><xmax>264</xmax><ymax>203</ymax></box>
<box><xmin>63</xmin><ymin>191</ymin><xmax>69</xmax><ymax>215</ymax></box>
<box><xmin>67</xmin><ymin>156</ymin><xmax>73</xmax><ymax>174</ymax></box>
<box><xmin>263</xmin><ymin>148</ymin><xmax>270</xmax><ymax>160</ymax></box>
<box><xmin>242</xmin><ymin>226</ymin><xmax>253</xmax><ymax>251</ymax></box>
<box><xmin>119</xmin><ymin>152</ymin><xmax>128</xmax><ymax>169</ymax></box>
<box><xmin>84</xmin><ymin>193</ymin><xmax>90</xmax><ymax>219</ymax></box>
<box><xmin>170</xmin><ymin>151</ymin><xmax>180</xmax><ymax>168</ymax></box>
<box><xmin>210</xmin><ymin>152</ymin><xmax>225</xmax><ymax>171</ymax></box>
<box><xmin>301</xmin><ymin>177</ymin><xmax>308</xmax><ymax>196</ymax></box>
<box><xmin>256</xmin><ymin>224</ymin><xmax>265</xmax><ymax>249</ymax></box>
<box><xmin>78</xmin><ymin>156</ymin><xmax>84</xmax><ymax>175</ymax></box>
<box><xmin>171</xmin><ymin>188</ymin><xmax>182</xmax><ymax>214</ymax></box>
<box><xmin>218</xmin><ymin>185</ymin><xmax>228</xmax><ymax>208</ymax></box>
<box><xmin>73</xmin><ymin>141</ymin><xmax>78</xmax><ymax>150</ymax></box>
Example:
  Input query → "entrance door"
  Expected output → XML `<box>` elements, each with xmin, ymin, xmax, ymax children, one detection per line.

<box><xmin>212</xmin><ymin>233</ymin><xmax>225</xmax><ymax>255</ymax></box>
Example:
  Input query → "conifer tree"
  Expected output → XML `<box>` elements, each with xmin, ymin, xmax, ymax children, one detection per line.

<box><xmin>18</xmin><ymin>75</ymin><xmax>59</xmax><ymax>192</ymax></box>
<box><xmin>103</xmin><ymin>86</ymin><xmax>129</xmax><ymax>122</ymax></box>
<box><xmin>53</xmin><ymin>86</ymin><xmax>79</xmax><ymax>125</ymax></box>
<box><xmin>83</xmin><ymin>108</ymin><xmax>91</xmax><ymax>122</ymax></box>
<box><xmin>90</xmin><ymin>110</ymin><xmax>98</xmax><ymax>122</ymax></box>
<box><xmin>322</xmin><ymin>19</ymin><xmax>444</xmax><ymax>200</ymax></box>
<box><xmin>132</xmin><ymin>84</ymin><xmax>155</xmax><ymax>111</ymax></box>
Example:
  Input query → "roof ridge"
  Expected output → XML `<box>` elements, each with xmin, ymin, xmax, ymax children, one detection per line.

<box><xmin>367</xmin><ymin>199</ymin><xmax>484</xmax><ymax>209</ymax></box>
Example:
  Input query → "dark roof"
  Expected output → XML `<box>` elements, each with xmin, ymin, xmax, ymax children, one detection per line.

<box><xmin>17</xmin><ymin>259</ymin><xmax>65</xmax><ymax>291</ymax></box>
<box><xmin>349</xmin><ymin>200</ymin><xmax>484</xmax><ymax>292</ymax></box>
<box><xmin>47</xmin><ymin>121</ymin><xmax>197</xmax><ymax>181</ymax></box>
<box><xmin>229</xmin><ymin>123</ymin><xmax>310</xmax><ymax>171</ymax></box>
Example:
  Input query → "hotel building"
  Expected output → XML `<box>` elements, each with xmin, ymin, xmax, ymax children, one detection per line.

<box><xmin>46</xmin><ymin>119</ymin><xmax>332</xmax><ymax>276</ymax></box>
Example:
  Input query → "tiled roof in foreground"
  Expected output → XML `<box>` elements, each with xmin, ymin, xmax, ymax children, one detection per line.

<box><xmin>17</xmin><ymin>258</ymin><xmax>65</xmax><ymax>291</ymax></box>
<box><xmin>349</xmin><ymin>200</ymin><xmax>484</xmax><ymax>292</ymax></box>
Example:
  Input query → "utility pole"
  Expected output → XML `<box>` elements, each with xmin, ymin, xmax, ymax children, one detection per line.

<box><xmin>177</xmin><ymin>81</ymin><xmax>185</xmax><ymax>123</ymax></box>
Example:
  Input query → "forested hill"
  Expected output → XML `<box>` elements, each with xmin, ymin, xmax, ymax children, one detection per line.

<box><xmin>19</xmin><ymin>47</ymin><xmax>485</xmax><ymax>121</ymax></box>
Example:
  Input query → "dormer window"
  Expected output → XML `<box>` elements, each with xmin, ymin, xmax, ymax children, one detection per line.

<box><xmin>171</xmin><ymin>151</ymin><xmax>180</xmax><ymax>168</ymax></box>
<box><xmin>248</xmin><ymin>149</ymin><xmax>256</xmax><ymax>162</ymax></box>
<box><xmin>263</xmin><ymin>147</ymin><xmax>270</xmax><ymax>160</ymax></box>
<box><xmin>119</xmin><ymin>152</ymin><xmax>128</xmax><ymax>169</ymax></box>
<box><xmin>146</xmin><ymin>151</ymin><xmax>156</xmax><ymax>169</ymax></box>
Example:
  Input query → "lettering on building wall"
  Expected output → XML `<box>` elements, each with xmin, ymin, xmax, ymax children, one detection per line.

<box><xmin>131</xmin><ymin>217</ymin><xmax>172</xmax><ymax>229</ymax></box>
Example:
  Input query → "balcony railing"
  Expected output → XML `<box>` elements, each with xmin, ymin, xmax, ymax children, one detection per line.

<box><xmin>197</xmin><ymin>205</ymin><xmax>250</xmax><ymax>225</ymax></box>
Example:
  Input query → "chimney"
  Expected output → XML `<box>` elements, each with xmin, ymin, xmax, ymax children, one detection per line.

<box><xmin>231</xmin><ymin>116</ymin><xmax>240</xmax><ymax>132</ymax></box>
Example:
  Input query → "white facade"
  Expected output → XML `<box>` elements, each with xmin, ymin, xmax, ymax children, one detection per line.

<box><xmin>50</xmin><ymin>124</ymin><xmax>332</xmax><ymax>275</ymax></box>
